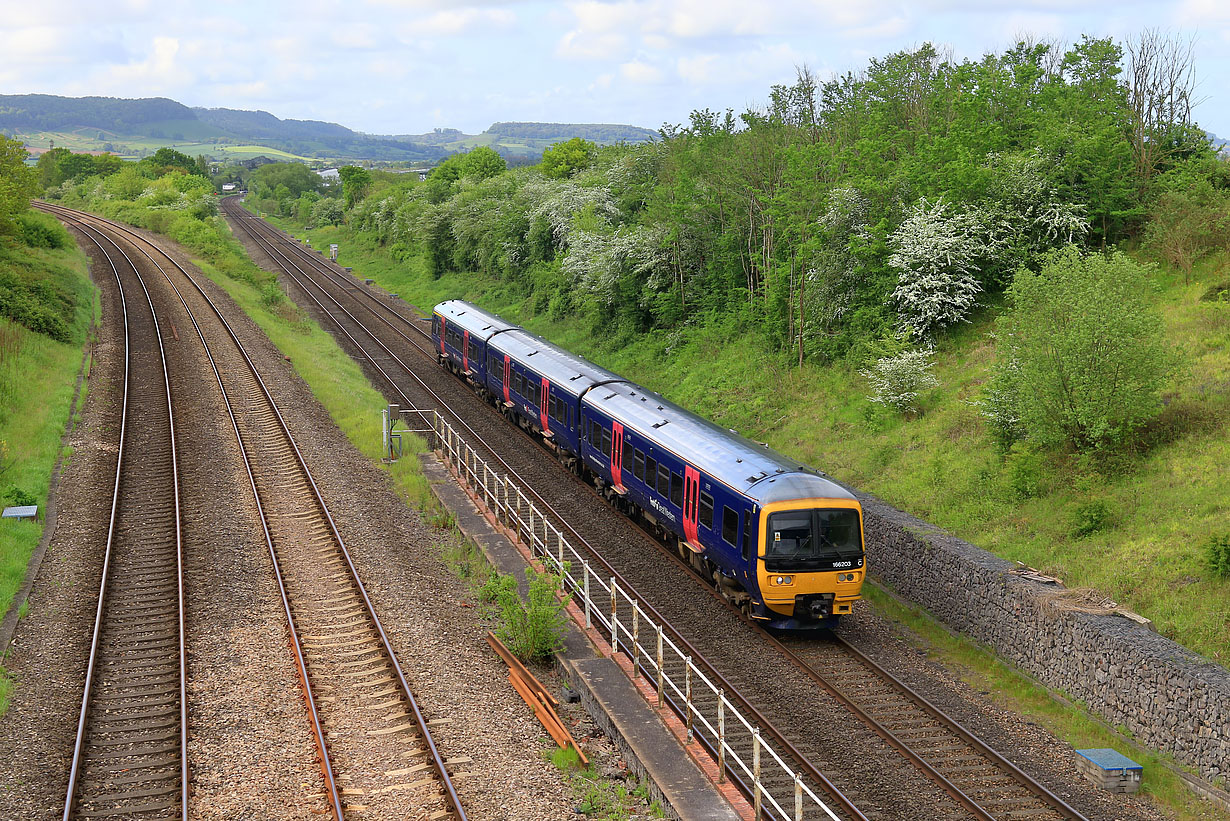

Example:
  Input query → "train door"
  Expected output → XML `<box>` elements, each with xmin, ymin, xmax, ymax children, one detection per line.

<box><xmin>682</xmin><ymin>466</ymin><xmax>700</xmax><ymax>549</ymax></box>
<box><xmin>502</xmin><ymin>356</ymin><xmax>510</xmax><ymax>404</ymax></box>
<box><xmin>462</xmin><ymin>330</ymin><xmax>470</xmax><ymax>372</ymax></box>
<box><xmin>438</xmin><ymin>318</ymin><xmax>446</xmax><ymax>356</ymax></box>
<box><xmin>539</xmin><ymin>377</ymin><xmax>551</xmax><ymax>436</ymax></box>
<box><xmin>610</xmin><ymin>421</ymin><xmax>625</xmax><ymax>491</ymax></box>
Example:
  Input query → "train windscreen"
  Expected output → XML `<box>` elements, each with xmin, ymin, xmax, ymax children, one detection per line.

<box><xmin>764</xmin><ymin>509</ymin><xmax>862</xmax><ymax>571</ymax></box>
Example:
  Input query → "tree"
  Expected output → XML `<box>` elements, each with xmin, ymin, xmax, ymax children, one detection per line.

<box><xmin>889</xmin><ymin>197</ymin><xmax>990</xmax><ymax>337</ymax></box>
<box><xmin>0</xmin><ymin>136</ymin><xmax>37</xmax><ymax>235</ymax></box>
<box><xmin>338</xmin><ymin>165</ymin><xmax>372</xmax><ymax>209</ymax></box>
<box><xmin>457</xmin><ymin>146</ymin><xmax>506</xmax><ymax>181</ymax></box>
<box><xmin>312</xmin><ymin>197</ymin><xmax>344</xmax><ymax>226</ymax></box>
<box><xmin>987</xmin><ymin>247</ymin><xmax>1171</xmax><ymax>452</ymax></box>
<box><xmin>540</xmin><ymin>137</ymin><xmax>597</xmax><ymax>179</ymax></box>
<box><xmin>35</xmin><ymin>147</ymin><xmax>71</xmax><ymax>188</ymax></box>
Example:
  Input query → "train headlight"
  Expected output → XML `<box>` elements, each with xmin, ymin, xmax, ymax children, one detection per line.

<box><xmin>772</xmin><ymin>575</ymin><xmax>793</xmax><ymax>586</ymax></box>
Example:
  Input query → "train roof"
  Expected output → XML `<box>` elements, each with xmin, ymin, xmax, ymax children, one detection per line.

<box><xmin>434</xmin><ymin>300</ymin><xmax>519</xmax><ymax>339</ymax></box>
<box><xmin>489</xmin><ymin>328</ymin><xmax>627</xmax><ymax>398</ymax></box>
<box><xmin>586</xmin><ymin>382</ymin><xmax>856</xmax><ymax>506</ymax></box>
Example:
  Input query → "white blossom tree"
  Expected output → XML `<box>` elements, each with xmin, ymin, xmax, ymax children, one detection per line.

<box><xmin>889</xmin><ymin>197</ymin><xmax>989</xmax><ymax>337</ymax></box>
<box><xmin>860</xmin><ymin>346</ymin><xmax>940</xmax><ymax>413</ymax></box>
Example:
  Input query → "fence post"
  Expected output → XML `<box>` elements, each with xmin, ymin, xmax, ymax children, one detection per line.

<box><xmin>631</xmin><ymin>605</ymin><xmax>639</xmax><ymax>677</ymax></box>
<box><xmin>610</xmin><ymin>579</ymin><xmax>618</xmax><ymax>653</ymax></box>
<box><xmin>583</xmin><ymin>562</ymin><xmax>591</xmax><ymax>628</ymax></box>
<box><xmin>685</xmin><ymin>658</ymin><xmax>693</xmax><ymax>743</ymax></box>
<box><xmin>656</xmin><ymin>626</ymin><xmax>664</xmax><ymax>708</ymax></box>
<box><xmin>794</xmin><ymin>772</ymin><xmax>803</xmax><ymax>821</ymax></box>
<box><xmin>717</xmin><ymin>691</ymin><xmax>726</xmax><ymax>782</ymax></box>
<box><xmin>753</xmin><ymin>728</ymin><xmax>762</xmax><ymax>820</ymax></box>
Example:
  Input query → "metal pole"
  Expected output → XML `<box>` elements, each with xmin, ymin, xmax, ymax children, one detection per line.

<box><xmin>656</xmin><ymin>626</ymin><xmax>663</xmax><ymax>708</ymax></box>
<box><xmin>631</xmin><ymin>605</ymin><xmax>639</xmax><ymax>676</ymax></box>
<box><xmin>794</xmin><ymin>772</ymin><xmax>803</xmax><ymax>821</ymax></box>
<box><xmin>583</xmin><ymin>562</ymin><xmax>591</xmax><ymax>628</ymax></box>
<box><xmin>685</xmin><ymin>658</ymin><xmax>693</xmax><ymax>743</ymax></box>
<box><xmin>753</xmin><ymin>728</ymin><xmax>762</xmax><ymax>820</ymax></box>
<box><xmin>718</xmin><ymin>691</ymin><xmax>726</xmax><ymax>782</ymax></box>
<box><xmin>610</xmin><ymin>579</ymin><xmax>618</xmax><ymax>653</ymax></box>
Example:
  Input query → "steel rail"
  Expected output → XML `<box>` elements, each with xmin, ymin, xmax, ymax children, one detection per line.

<box><xmin>226</xmin><ymin>201</ymin><xmax>869</xmax><ymax>821</ymax></box>
<box><xmin>49</xmin><ymin>210</ymin><xmax>188</xmax><ymax>821</ymax></box>
<box><xmin>235</xmin><ymin>203</ymin><xmax>1092</xmax><ymax>821</ymax></box>
<box><xmin>41</xmin><ymin>202</ymin><xmax>466</xmax><ymax>821</ymax></box>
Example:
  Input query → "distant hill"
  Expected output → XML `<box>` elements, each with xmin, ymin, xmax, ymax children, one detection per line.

<box><xmin>0</xmin><ymin>94</ymin><xmax>657</xmax><ymax>165</ymax></box>
<box><xmin>0</xmin><ymin>94</ymin><xmax>447</xmax><ymax>163</ymax></box>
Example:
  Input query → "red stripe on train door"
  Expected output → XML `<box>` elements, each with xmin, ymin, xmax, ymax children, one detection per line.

<box><xmin>462</xmin><ymin>330</ymin><xmax>470</xmax><ymax>372</ymax></box>
<box><xmin>683</xmin><ymin>466</ymin><xmax>700</xmax><ymax>547</ymax></box>
<box><xmin>611</xmin><ymin>421</ymin><xmax>624</xmax><ymax>492</ymax></box>
<box><xmin>438</xmin><ymin>317</ymin><xmax>446</xmax><ymax>356</ymax></box>
<box><xmin>502</xmin><ymin>356</ymin><xmax>510</xmax><ymax>404</ymax></box>
<box><xmin>539</xmin><ymin>376</ymin><xmax>551</xmax><ymax>436</ymax></box>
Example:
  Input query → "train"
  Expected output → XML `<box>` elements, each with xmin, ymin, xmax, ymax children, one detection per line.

<box><xmin>432</xmin><ymin>300</ymin><xmax>866</xmax><ymax>630</ymax></box>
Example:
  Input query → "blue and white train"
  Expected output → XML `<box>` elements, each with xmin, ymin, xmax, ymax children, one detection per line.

<box><xmin>432</xmin><ymin>300</ymin><xmax>866</xmax><ymax>629</ymax></box>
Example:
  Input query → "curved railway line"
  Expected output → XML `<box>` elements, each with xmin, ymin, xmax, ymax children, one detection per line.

<box><xmin>40</xmin><ymin>203</ymin><xmax>467</xmax><ymax>821</ymax></box>
<box><xmin>58</xmin><ymin>216</ymin><xmax>188</xmax><ymax>820</ymax></box>
<box><xmin>222</xmin><ymin>198</ymin><xmax>1094</xmax><ymax>821</ymax></box>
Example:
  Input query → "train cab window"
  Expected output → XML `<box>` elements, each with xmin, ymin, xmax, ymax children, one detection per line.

<box><xmin>633</xmin><ymin>449</ymin><xmax>645</xmax><ymax>481</ymax></box>
<box><xmin>656</xmin><ymin>465</ymin><xmax>670</xmax><ymax>497</ymax></box>
<box><xmin>670</xmin><ymin>472</ymin><xmax>682</xmax><ymax>507</ymax></box>
<box><xmin>645</xmin><ymin>455</ymin><xmax>657</xmax><ymax>487</ymax></box>
<box><xmin>622</xmin><ymin>438</ymin><xmax>633</xmax><ymax>472</ymax></box>
<box><xmin>600</xmin><ymin>427</ymin><xmax>611</xmax><ymax>459</ymax></box>
<box><xmin>742</xmin><ymin>511</ymin><xmax>753</xmax><ymax>560</ymax></box>
<box><xmin>722</xmin><ymin>506</ymin><xmax>738</xmax><ymax>546</ymax></box>
<box><xmin>699</xmin><ymin>492</ymin><xmax>714</xmax><ymax>530</ymax></box>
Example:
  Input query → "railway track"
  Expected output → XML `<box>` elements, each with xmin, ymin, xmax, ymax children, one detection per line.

<box><xmin>224</xmin><ymin>200</ymin><xmax>1093</xmax><ymax>821</ymax></box>
<box><xmin>57</xmin><ymin>216</ymin><xmax>188</xmax><ymax>820</ymax></box>
<box><xmin>41</xmin><ymin>203</ymin><xmax>467</xmax><ymax>821</ymax></box>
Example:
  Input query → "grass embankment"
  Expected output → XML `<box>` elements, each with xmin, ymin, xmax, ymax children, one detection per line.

<box><xmin>0</xmin><ymin>239</ymin><xmax>96</xmax><ymax>712</ymax></box>
<box><xmin>271</xmin><ymin>214</ymin><xmax>1230</xmax><ymax>665</ymax></box>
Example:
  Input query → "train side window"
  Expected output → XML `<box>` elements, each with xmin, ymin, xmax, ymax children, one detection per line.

<box><xmin>622</xmin><ymin>438</ymin><xmax>633</xmax><ymax>472</ymax></box>
<box><xmin>433</xmin><ymin>316</ymin><xmax>439</xmax><ymax>336</ymax></box>
<box><xmin>657</xmin><ymin>465</ymin><xmax>670</xmax><ymax>497</ymax></box>
<box><xmin>699</xmin><ymin>492</ymin><xmax>714</xmax><ymax>530</ymax></box>
<box><xmin>633</xmin><ymin>449</ymin><xmax>645</xmax><ymax>480</ymax></box>
<box><xmin>722</xmin><ymin>506</ymin><xmax>738</xmax><ymax>546</ymax></box>
<box><xmin>742</xmin><ymin>511</ymin><xmax>753</xmax><ymax>560</ymax></box>
<box><xmin>601</xmin><ymin>427</ymin><xmax>611</xmax><ymax>459</ymax></box>
<box><xmin>670</xmin><ymin>472</ymin><xmax>682</xmax><ymax>506</ymax></box>
<box><xmin>645</xmin><ymin>455</ymin><xmax>657</xmax><ymax>488</ymax></box>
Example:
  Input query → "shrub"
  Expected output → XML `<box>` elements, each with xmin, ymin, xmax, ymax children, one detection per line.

<box><xmin>16</xmin><ymin>211</ymin><xmax>71</xmax><ymax>249</ymax></box>
<box><xmin>1206</xmin><ymin>534</ymin><xmax>1230</xmax><ymax>578</ymax></box>
<box><xmin>489</xmin><ymin>568</ymin><xmax>571</xmax><ymax>661</ymax></box>
<box><xmin>987</xmin><ymin>247</ymin><xmax>1172</xmax><ymax>452</ymax></box>
<box><xmin>4</xmin><ymin>486</ymin><xmax>36</xmax><ymax>507</ymax></box>
<box><xmin>1070</xmin><ymin>499</ymin><xmax>1112</xmax><ymax>538</ymax></box>
<box><xmin>860</xmin><ymin>346</ymin><xmax>939</xmax><ymax>413</ymax></box>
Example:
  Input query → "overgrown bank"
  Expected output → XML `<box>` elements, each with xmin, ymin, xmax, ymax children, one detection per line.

<box><xmin>263</xmin><ymin>210</ymin><xmax>1230</xmax><ymax>667</ymax></box>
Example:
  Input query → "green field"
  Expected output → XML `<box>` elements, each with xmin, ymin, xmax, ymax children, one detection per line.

<box><xmin>14</xmin><ymin>130</ymin><xmax>315</xmax><ymax>163</ymax></box>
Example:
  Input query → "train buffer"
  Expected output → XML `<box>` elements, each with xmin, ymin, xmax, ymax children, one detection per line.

<box><xmin>2</xmin><ymin>505</ymin><xmax>37</xmax><ymax>521</ymax></box>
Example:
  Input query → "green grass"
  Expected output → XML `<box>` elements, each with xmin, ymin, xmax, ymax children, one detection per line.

<box><xmin>0</xmin><ymin>242</ymin><xmax>95</xmax><ymax>624</ymax></box>
<box><xmin>864</xmin><ymin>583</ymin><xmax>1229</xmax><ymax>820</ymax></box>
<box><xmin>548</xmin><ymin>747</ymin><xmax>666</xmax><ymax>820</ymax></box>
<box><xmin>268</xmin><ymin>214</ymin><xmax>1230</xmax><ymax>667</ymax></box>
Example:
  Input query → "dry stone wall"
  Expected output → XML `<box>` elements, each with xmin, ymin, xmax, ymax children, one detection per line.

<box><xmin>857</xmin><ymin>491</ymin><xmax>1230</xmax><ymax>785</ymax></box>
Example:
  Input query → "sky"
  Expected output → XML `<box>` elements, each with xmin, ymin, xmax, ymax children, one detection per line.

<box><xmin>3</xmin><ymin>0</ymin><xmax>1229</xmax><ymax>138</ymax></box>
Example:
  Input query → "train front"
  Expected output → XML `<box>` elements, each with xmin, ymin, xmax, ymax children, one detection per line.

<box><xmin>751</xmin><ymin>476</ymin><xmax>866</xmax><ymax>630</ymax></box>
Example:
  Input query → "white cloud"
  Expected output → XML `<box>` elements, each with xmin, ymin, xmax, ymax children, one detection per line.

<box><xmin>620</xmin><ymin>60</ymin><xmax>664</xmax><ymax>83</ymax></box>
<box><xmin>94</xmin><ymin>36</ymin><xmax>189</xmax><ymax>91</ymax></box>
<box><xmin>332</xmin><ymin>23</ymin><xmax>383</xmax><ymax>50</ymax></box>
<box><xmin>417</xmin><ymin>7</ymin><xmax>516</xmax><ymax>35</ymax></box>
<box><xmin>677</xmin><ymin>43</ymin><xmax>806</xmax><ymax>87</ymax></box>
